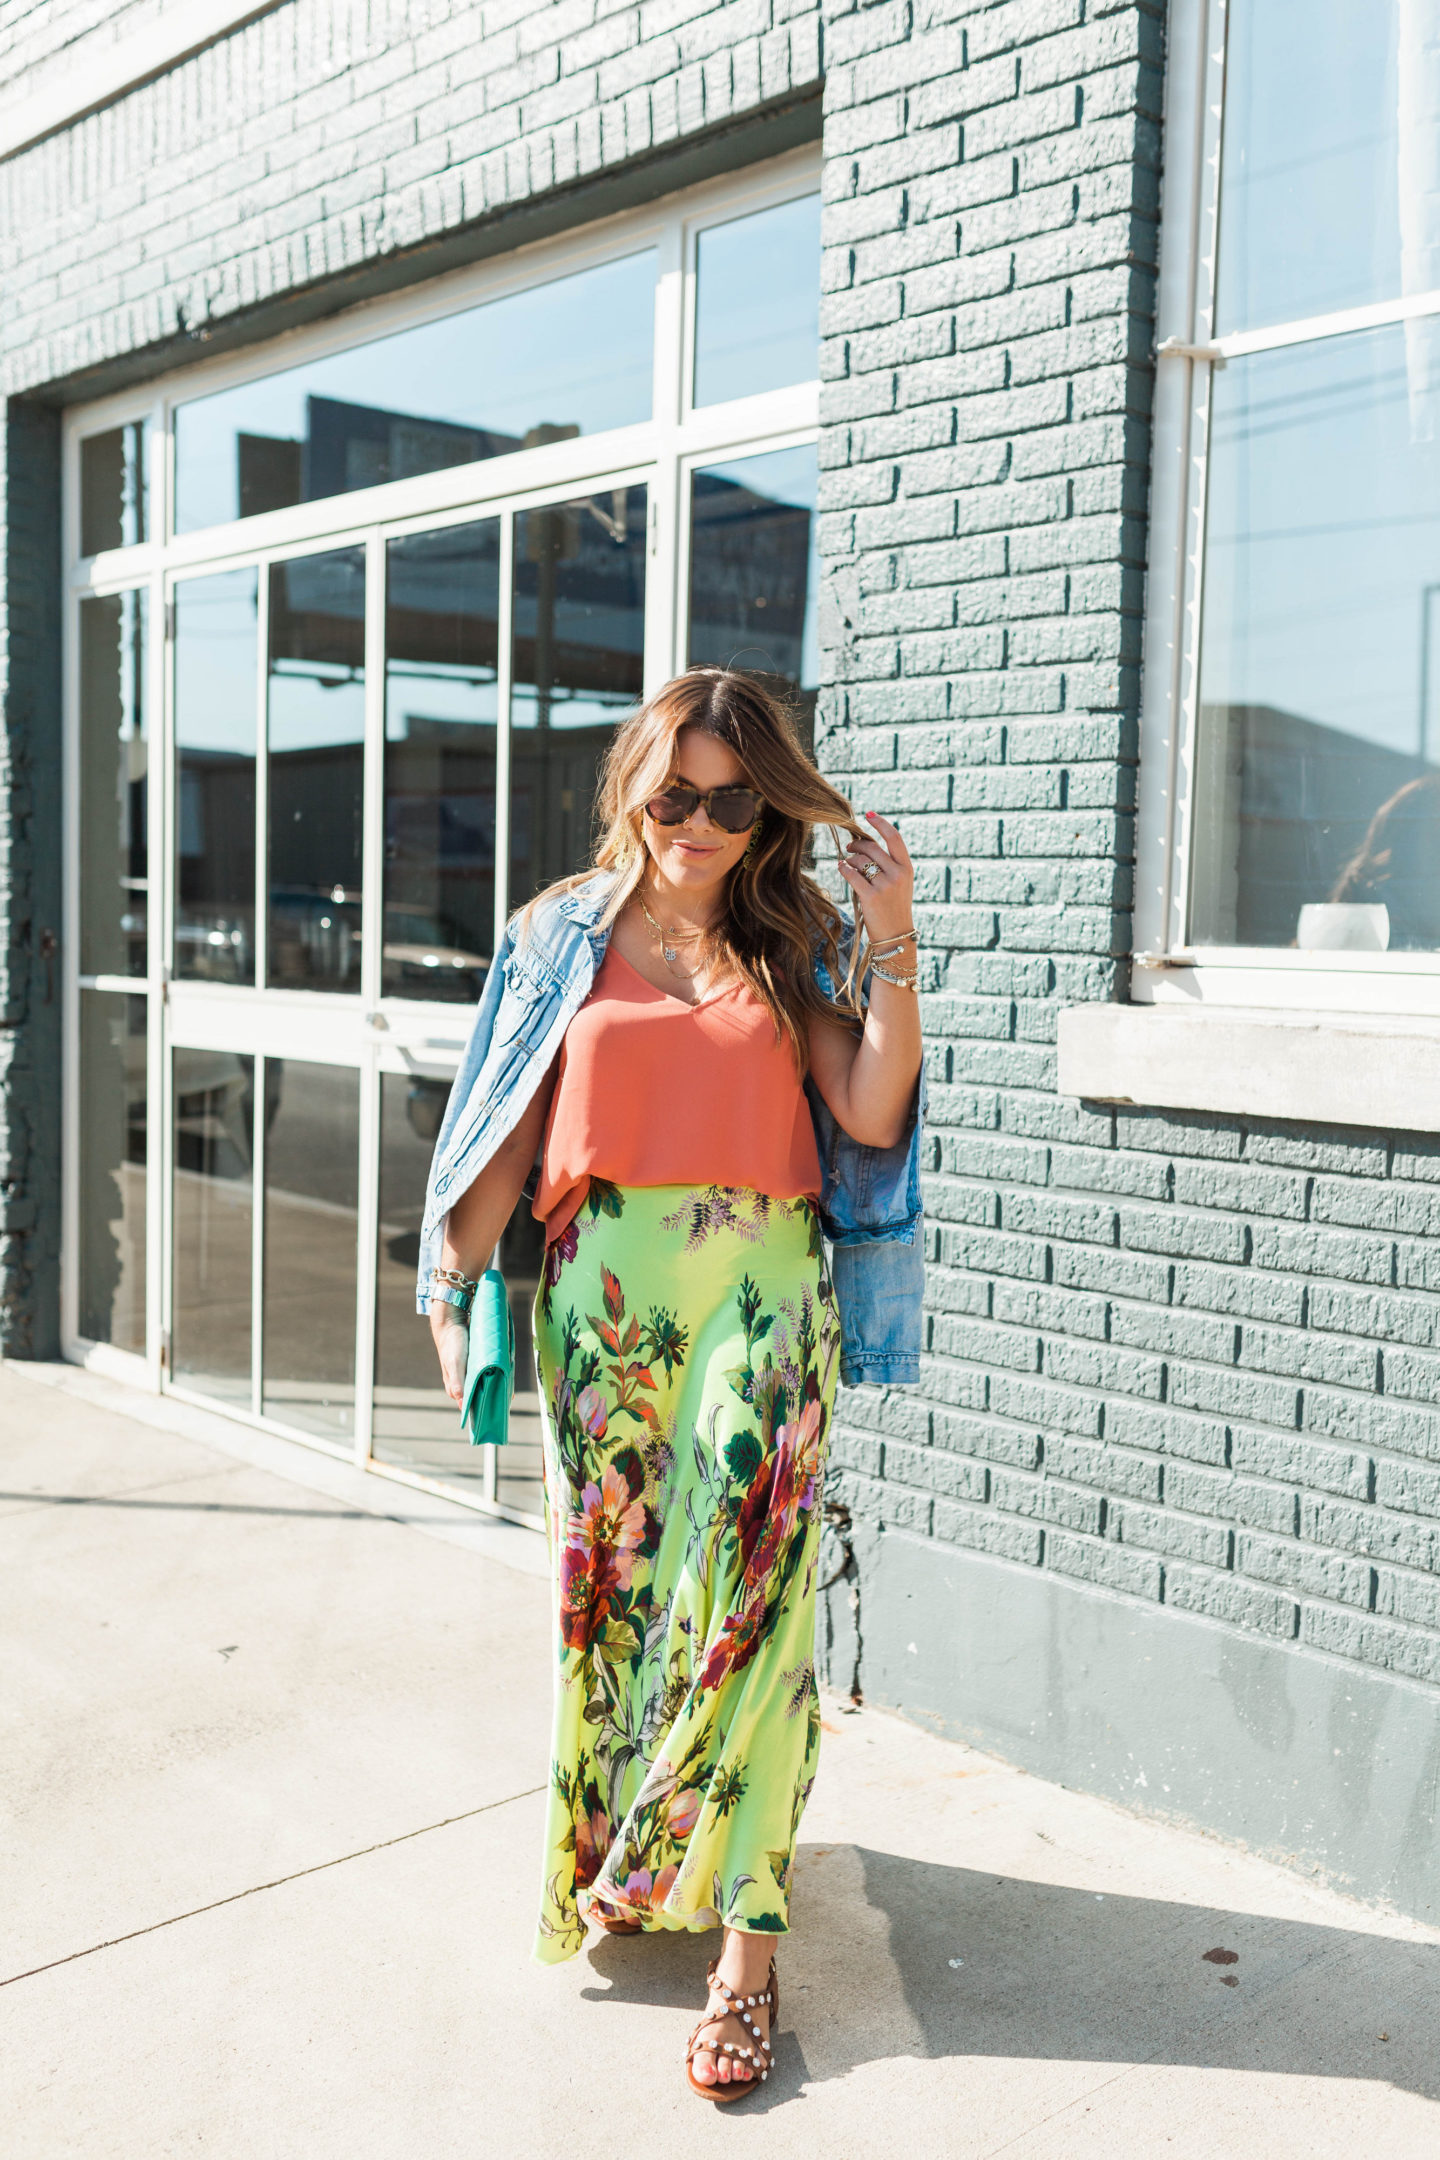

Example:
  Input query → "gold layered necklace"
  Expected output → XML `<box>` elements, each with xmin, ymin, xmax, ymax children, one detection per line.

<box><xmin>638</xmin><ymin>892</ymin><xmax>714</xmax><ymax>982</ymax></box>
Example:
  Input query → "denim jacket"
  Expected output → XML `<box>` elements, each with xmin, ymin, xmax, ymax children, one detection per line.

<box><xmin>417</xmin><ymin>874</ymin><xmax>924</xmax><ymax>1386</ymax></box>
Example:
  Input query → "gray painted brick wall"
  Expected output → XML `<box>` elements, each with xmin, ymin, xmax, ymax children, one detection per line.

<box><xmin>814</xmin><ymin>0</ymin><xmax>1440</xmax><ymax>1698</ymax></box>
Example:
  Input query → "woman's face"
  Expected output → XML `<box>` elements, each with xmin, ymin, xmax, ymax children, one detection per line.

<box><xmin>641</xmin><ymin>725</ymin><xmax>759</xmax><ymax>897</ymax></box>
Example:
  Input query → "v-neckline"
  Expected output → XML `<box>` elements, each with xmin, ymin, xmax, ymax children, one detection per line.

<box><xmin>607</xmin><ymin>941</ymin><xmax>737</xmax><ymax>1015</ymax></box>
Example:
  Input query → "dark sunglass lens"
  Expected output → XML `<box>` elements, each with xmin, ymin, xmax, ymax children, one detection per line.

<box><xmin>646</xmin><ymin>788</ymin><xmax>697</xmax><ymax>825</ymax></box>
<box><xmin>711</xmin><ymin>789</ymin><xmax>761</xmax><ymax>832</ymax></box>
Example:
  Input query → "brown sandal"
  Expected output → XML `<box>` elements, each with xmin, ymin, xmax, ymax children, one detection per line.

<box><xmin>685</xmin><ymin>1957</ymin><xmax>777</xmax><ymax>2103</ymax></box>
<box><xmin>591</xmin><ymin>1900</ymin><xmax>643</xmax><ymax>1937</ymax></box>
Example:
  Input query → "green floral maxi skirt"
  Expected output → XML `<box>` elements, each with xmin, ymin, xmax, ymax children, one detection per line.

<box><xmin>532</xmin><ymin>1182</ymin><xmax>841</xmax><ymax>1964</ymax></box>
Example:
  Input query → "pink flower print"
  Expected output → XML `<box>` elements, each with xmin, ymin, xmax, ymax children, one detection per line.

<box><xmin>664</xmin><ymin>1785</ymin><xmax>702</xmax><ymax>1841</ymax></box>
<box><xmin>573</xmin><ymin>1806</ymin><xmax>612</xmax><ymax>1889</ymax></box>
<box><xmin>575</xmin><ymin>1384</ymin><xmax>608</xmax><ymax>1441</ymax></box>
<box><xmin>620</xmin><ymin>1868</ymin><xmax>655</xmax><ymax>1910</ymax></box>
<box><xmin>566</xmin><ymin>1462</ymin><xmax>647</xmax><ymax>1587</ymax></box>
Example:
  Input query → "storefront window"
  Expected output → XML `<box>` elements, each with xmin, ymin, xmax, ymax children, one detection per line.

<box><xmin>79</xmin><ymin>589</ymin><xmax>147</xmax><ymax>978</ymax></box>
<box><xmin>261</xmin><ymin>1060</ymin><xmax>359</xmax><ymax>1441</ymax></box>
<box><xmin>688</xmin><ymin>444</ymin><xmax>818</xmax><ymax>744</ymax></box>
<box><xmin>174</xmin><ymin>567</ymin><xmax>258</xmax><ymax>984</ymax></box>
<box><xmin>67</xmin><ymin>166</ymin><xmax>820</xmax><ymax>1523</ymax></box>
<box><xmin>694</xmin><ymin>193</ymin><xmax>821</xmax><ymax>406</ymax></box>
<box><xmin>267</xmin><ymin>549</ymin><xmax>367</xmax><ymax>991</ymax></box>
<box><xmin>78</xmin><ymin>992</ymin><xmax>147</xmax><ymax>1352</ymax></box>
<box><xmin>511</xmin><ymin>486</ymin><xmax>648</xmax><ymax>906</ymax></box>
<box><xmin>384</xmin><ymin>520</ymin><xmax>501</xmax><ymax>1002</ymax></box>
<box><xmin>173</xmin><ymin>250</ymin><xmax>657</xmax><ymax>533</ymax></box>
<box><xmin>1186</xmin><ymin>0</ymin><xmax>1440</xmax><ymax>958</ymax></box>
<box><xmin>80</xmin><ymin>422</ymin><xmax>146</xmax><ymax>555</ymax></box>
<box><xmin>172</xmin><ymin>1047</ymin><xmax>254</xmax><ymax>1406</ymax></box>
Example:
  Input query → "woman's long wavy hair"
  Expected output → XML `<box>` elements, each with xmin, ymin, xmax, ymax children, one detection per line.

<box><xmin>527</xmin><ymin>669</ymin><xmax>868</xmax><ymax>1071</ymax></box>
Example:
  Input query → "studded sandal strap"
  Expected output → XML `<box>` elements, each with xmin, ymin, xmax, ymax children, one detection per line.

<box><xmin>687</xmin><ymin>1960</ymin><xmax>776</xmax><ymax>2081</ymax></box>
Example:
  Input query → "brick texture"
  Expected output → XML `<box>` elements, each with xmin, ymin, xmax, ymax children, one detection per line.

<box><xmin>814</xmin><ymin>0</ymin><xmax>1440</xmax><ymax>1696</ymax></box>
<box><xmin>0</xmin><ymin>0</ymin><xmax>822</xmax><ymax>395</ymax></box>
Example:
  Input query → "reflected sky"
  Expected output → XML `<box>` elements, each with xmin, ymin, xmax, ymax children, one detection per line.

<box><xmin>175</xmin><ymin>251</ymin><xmax>657</xmax><ymax>532</ymax></box>
<box><xmin>694</xmin><ymin>194</ymin><xmax>821</xmax><ymax>407</ymax></box>
<box><xmin>1216</xmin><ymin>0</ymin><xmax>1438</xmax><ymax>333</ymax></box>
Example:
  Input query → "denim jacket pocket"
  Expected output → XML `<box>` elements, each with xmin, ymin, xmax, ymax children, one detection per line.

<box><xmin>492</xmin><ymin>953</ymin><xmax>555</xmax><ymax>1046</ymax></box>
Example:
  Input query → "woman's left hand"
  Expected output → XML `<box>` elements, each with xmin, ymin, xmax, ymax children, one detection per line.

<box><xmin>838</xmin><ymin>812</ymin><xmax>914</xmax><ymax>943</ymax></box>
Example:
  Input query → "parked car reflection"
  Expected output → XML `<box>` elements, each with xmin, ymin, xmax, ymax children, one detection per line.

<box><xmin>382</xmin><ymin>908</ymin><xmax>488</xmax><ymax>1000</ymax></box>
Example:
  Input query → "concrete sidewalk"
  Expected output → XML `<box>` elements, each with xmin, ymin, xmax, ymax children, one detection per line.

<box><xmin>2</xmin><ymin>1362</ymin><xmax>1438</xmax><ymax>2159</ymax></box>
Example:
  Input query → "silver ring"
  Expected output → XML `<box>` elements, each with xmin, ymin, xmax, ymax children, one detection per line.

<box><xmin>862</xmin><ymin>861</ymin><xmax>880</xmax><ymax>882</ymax></box>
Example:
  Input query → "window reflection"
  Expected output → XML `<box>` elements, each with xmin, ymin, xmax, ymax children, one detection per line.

<box><xmin>80</xmin><ymin>422</ymin><xmax>146</xmax><ymax>555</ymax></box>
<box><xmin>175</xmin><ymin>568</ymin><xmax>258</xmax><ymax>984</ymax></box>
<box><xmin>78</xmin><ymin>992</ymin><xmax>146</xmax><ymax>1353</ymax></box>
<box><xmin>372</xmin><ymin>1070</ymin><xmax>543</xmax><ymax>1519</ymax></box>
<box><xmin>174</xmin><ymin>251</ymin><xmax>656</xmax><ymax>532</ymax></box>
<box><xmin>688</xmin><ymin>445</ymin><xmax>818</xmax><ymax>747</ymax></box>
<box><xmin>267</xmin><ymin>549</ymin><xmax>366</xmax><ymax>991</ymax></box>
<box><xmin>262</xmin><ymin>1060</ymin><xmax>358</xmax><ymax>1440</ymax></box>
<box><xmin>384</xmin><ymin>521</ymin><xmax>499</xmax><ymax>1002</ymax></box>
<box><xmin>693</xmin><ymin>194</ymin><xmax>821</xmax><ymax>407</ymax></box>
<box><xmin>1192</xmin><ymin>324</ymin><xmax>1440</xmax><ymax>949</ymax></box>
<box><xmin>511</xmin><ymin>486</ymin><xmax>648</xmax><ymax>906</ymax></box>
<box><xmin>173</xmin><ymin>1047</ymin><xmax>255</xmax><ymax>1406</ymax></box>
<box><xmin>79</xmin><ymin>590</ymin><xmax>147</xmax><ymax>978</ymax></box>
<box><xmin>1217</xmin><ymin>0</ymin><xmax>1429</xmax><ymax>335</ymax></box>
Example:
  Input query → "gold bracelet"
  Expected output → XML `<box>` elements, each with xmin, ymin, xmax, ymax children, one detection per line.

<box><xmin>871</xmin><ymin>962</ymin><xmax>919</xmax><ymax>991</ymax></box>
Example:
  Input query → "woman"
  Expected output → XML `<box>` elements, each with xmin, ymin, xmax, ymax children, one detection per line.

<box><xmin>418</xmin><ymin>668</ymin><xmax>922</xmax><ymax>2101</ymax></box>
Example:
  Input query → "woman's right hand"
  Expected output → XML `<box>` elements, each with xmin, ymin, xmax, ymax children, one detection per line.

<box><xmin>431</xmin><ymin>1309</ymin><xmax>469</xmax><ymax>1407</ymax></box>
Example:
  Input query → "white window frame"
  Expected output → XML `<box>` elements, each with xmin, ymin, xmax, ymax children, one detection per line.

<box><xmin>60</xmin><ymin>148</ymin><xmax>822</xmax><ymax>1525</ymax></box>
<box><xmin>1135</xmin><ymin>0</ymin><xmax>1440</xmax><ymax>1022</ymax></box>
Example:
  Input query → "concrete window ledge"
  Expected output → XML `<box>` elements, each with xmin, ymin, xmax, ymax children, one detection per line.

<box><xmin>1058</xmin><ymin>1002</ymin><xmax>1440</xmax><ymax>1133</ymax></box>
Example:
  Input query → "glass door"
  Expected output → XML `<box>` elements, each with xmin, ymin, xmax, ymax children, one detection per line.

<box><xmin>159</xmin><ymin>482</ymin><xmax>649</xmax><ymax>1527</ymax></box>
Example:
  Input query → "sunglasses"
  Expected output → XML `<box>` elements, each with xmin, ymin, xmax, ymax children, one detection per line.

<box><xmin>644</xmin><ymin>783</ymin><xmax>764</xmax><ymax>834</ymax></box>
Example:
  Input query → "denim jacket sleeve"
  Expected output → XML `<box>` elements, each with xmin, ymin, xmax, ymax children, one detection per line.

<box><xmin>808</xmin><ymin>923</ymin><xmax>926</xmax><ymax>1389</ymax></box>
<box><xmin>414</xmin><ymin>882</ymin><xmax>609</xmax><ymax>1312</ymax></box>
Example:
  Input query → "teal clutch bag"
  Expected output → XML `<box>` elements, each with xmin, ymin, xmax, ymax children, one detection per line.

<box><xmin>461</xmin><ymin>1269</ymin><xmax>515</xmax><ymax>1448</ymax></box>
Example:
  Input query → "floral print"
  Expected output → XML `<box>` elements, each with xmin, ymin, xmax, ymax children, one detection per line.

<box><xmin>533</xmin><ymin>1184</ymin><xmax>840</xmax><ymax>1962</ymax></box>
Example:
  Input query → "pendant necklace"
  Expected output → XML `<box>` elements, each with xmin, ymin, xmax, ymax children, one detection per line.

<box><xmin>639</xmin><ymin>893</ymin><xmax>711</xmax><ymax>982</ymax></box>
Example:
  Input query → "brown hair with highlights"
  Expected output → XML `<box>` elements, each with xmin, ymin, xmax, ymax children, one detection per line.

<box><xmin>527</xmin><ymin>668</ymin><xmax>867</xmax><ymax>1071</ymax></box>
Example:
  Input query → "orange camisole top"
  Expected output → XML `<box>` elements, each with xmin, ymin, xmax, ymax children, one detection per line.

<box><xmin>533</xmin><ymin>944</ymin><xmax>822</xmax><ymax>1243</ymax></box>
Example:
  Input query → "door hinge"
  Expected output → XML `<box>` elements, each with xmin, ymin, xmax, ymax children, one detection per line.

<box><xmin>159</xmin><ymin>1327</ymin><xmax>172</xmax><ymax>1374</ymax></box>
<box><xmin>164</xmin><ymin>598</ymin><xmax>176</xmax><ymax>641</ymax></box>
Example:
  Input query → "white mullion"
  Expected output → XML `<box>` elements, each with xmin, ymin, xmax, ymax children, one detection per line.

<box><xmin>353</xmin><ymin>1050</ymin><xmax>379</xmax><ymax>1465</ymax></box>
<box><xmin>59</xmin><ymin>575</ymin><xmax>81</xmax><ymax>1355</ymax></box>
<box><xmin>666</xmin><ymin>453</ymin><xmax>689</xmax><ymax>685</ymax></box>
<box><xmin>1134</xmin><ymin>0</ymin><xmax>1227</xmax><ymax>964</ymax></box>
<box><xmin>145</xmin><ymin>565</ymin><xmax>166</xmax><ymax>1390</ymax></box>
<box><xmin>360</xmin><ymin>530</ymin><xmax>386</xmax><ymax>1012</ymax></box>
<box><xmin>251</xmin><ymin>1051</ymin><xmax>266</xmax><ymax>1419</ymax></box>
<box><xmin>354</xmin><ymin>529</ymin><xmax>386</xmax><ymax>1464</ymax></box>
<box><xmin>494</xmin><ymin>512</ymin><xmax>515</xmax><ymax>954</ymax></box>
<box><xmin>1167</xmin><ymin>0</ymin><xmax>1229</xmax><ymax>954</ymax></box>
<box><xmin>254</xmin><ymin>563</ymin><xmax>270</xmax><ymax>991</ymax></box>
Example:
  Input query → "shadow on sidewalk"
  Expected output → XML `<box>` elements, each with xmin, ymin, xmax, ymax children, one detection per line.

<box><xmin>581</xmin><ymin>1841</ymin><xmax>1440</xmax><ymax>2109</ymax></box>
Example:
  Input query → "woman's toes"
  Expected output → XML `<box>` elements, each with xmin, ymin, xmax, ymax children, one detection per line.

<box><xmin>695</xmin><ymin>2053</ymin><xmax>716</xmax><ymax>2086</ymax></box>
